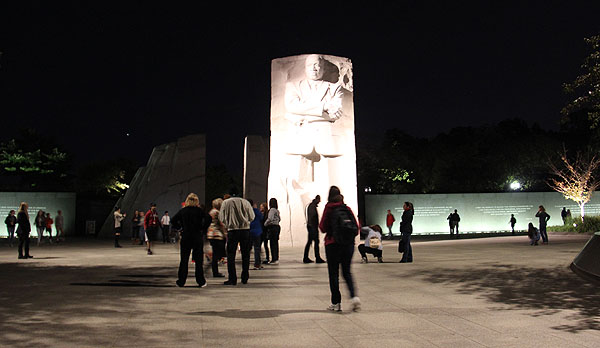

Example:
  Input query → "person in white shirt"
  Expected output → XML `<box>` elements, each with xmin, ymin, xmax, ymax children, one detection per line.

<box><xmin>113</xmin><ymin>207</ymin><xmax>126</xmax><ymax>248</ymax></box>
<box><xmin>358</xmin><ymin>225</ymin><xmax>383</xmax><ymax>263</ymax></box>
<box><xmin>161</xmin><ymin>211</ymin><xmax>171</xmax><ymax>243</ymax></box>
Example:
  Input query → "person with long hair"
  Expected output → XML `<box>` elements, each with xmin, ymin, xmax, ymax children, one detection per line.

<box><xmin>207</xmin><ymin>198</ymin><xmax>226</xmax><ymax>278</ymax></box>
<box><xmin>171</xmin><ymin>193</ymin><xmax>211</xmax><ymax>287</ymax></box>
<box><xmin>399</xmin><ymin>201</ymin><xmax>414</xmax><ymax>263</ymax></box>
<box><xmin>319</xmin><ymin>186</ymin><xmax>360</xmax><ymax>312</ymax></box>
<box><xmin>264</xmin><ymin>198</ymin><xmax>281</xmax><ymax>264</ymax></box>
<box><xmin>527</xmin><ymin>222</ymin><xmax>540</xmax><ymax>246</ymax></box>
<box><xmin>535</xmin><ymin>205</ymin><xmax>550</xmax><ymax>244</ymax></box>
<box><xmin>16</xmin><ymin>202</ymin><xmax>33</xmax><ymax>259</ymax></box>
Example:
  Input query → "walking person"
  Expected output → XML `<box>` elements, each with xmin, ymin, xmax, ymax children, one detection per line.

<box><xmin>319</xmin><ymin>186</ymin><xmax>360</xmax><ymax>312</ymax></box>
<box><xmin>35</xmin><ymin>210</ymin><xmax>46</xmax><ymax>246</ymax></box>
<box><xmin>5</xmin><ymin>209</ymin><xmax>17</xmax><ymax>247</ymax></box>
<box><xmin>113</xmin><ymin>207</ymin><xmax>125</xmax><ymax>248</ymax></box>
<box><xmin>399</xmin><ymin>201</ymin><xmax>414</xmax><ymax>263</ymax></box>
<box><xmin>207</xmin><ymin>198</ymin><xmax>227</xmax><ymax>278</ymax></box>
<box><xmin>264</xmin><ymin>198</ymin><xmax>281</xmax><ymax>264</ymax></box>
<box><xmin>45</xmin><ymin>212</ymin><xmax>54</xmax><ymax>244</ymax></box>
<box><xmin>248</xmin><ymin>200</ymin><xmax>264</xmax><ymax>269</ymax></box>
<box><xmin>144</xmin><ymin>203</ymin><xmax>160</xmax><ymax>254</ymax></box>
<box><xmin>171</xmin><ymin>193</ymin><xmax>211</xmax><ymax>287</ymax></box>
<box><xmin>259</xmin><ymin>202</ymin><xmax>270</xmax><ymax>265</ymax></box>
<box><xmin>386</xmin><ymin>209</ymin><xmax>395</xmax><ymax>239</ymax></box>
<box><xmin>304</xmin><ymin>195</ymin><xmax>325</xmax><ymax>263</ymax></box>
<box><xmin>219</xmin><ymin>195</ymin><xmax>255</xmax><ymax>285</ymax></box>
<box><xmin>161</xmin><ymin>211</ymin><xmax>171</xmax><ymax>243</ymax></box>
<box><xmin>16</xmin><ymin>202</ymin><xmax>33</xmax><ymax>259</ymax></box>
<box><xmin>55</xmin><ymin>210</ymin><xmax>64</xmax><ymax>243</ymax></box>
<box><xmin>535</xmin><ymin>205</ymin><xmax>550</xmax><ymax>244</ymax></box>
<box><xmin>509</xmin><ymin>214</ymin><xmax>517</xmax><ymax>235</ymax></box>
<box><xmin>358</xmin><ymin>225</ymin><xmax>383</xmax><ymax>263</ymax></box>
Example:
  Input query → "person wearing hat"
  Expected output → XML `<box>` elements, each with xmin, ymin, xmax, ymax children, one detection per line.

<box><xmin>144</xmin><ymin>203</ymin><xmax>160</xmax><ymax>255</ymax></box>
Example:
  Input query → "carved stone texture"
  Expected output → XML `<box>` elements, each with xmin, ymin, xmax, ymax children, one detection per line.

<box><xmin>244</xmin><ymin>135</ymin><xmax>270</xmax><ymax>205</ymax></box>
<box><xmin>571</xmin><ymin>232</ymin><xmax>600</xmax><ymax>284</ymax></box>
<box><xmin>99</xmin><ymin>134</ymin><xmax>206</xmax><ymax>237</ymax></box>
<box><xmin>268</xmin><ymin>54</ymin><xmax>357</xmax><ymax>246</ymax></box>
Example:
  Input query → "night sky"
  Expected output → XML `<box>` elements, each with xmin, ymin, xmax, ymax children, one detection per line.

<box><xmin>1</xmin><ymin>2</ymin><xmax>599</xmax><ymax>173</ymax></box>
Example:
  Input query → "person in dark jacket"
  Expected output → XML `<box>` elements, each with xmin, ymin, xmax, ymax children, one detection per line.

<box><xmin>16</xmin><ymin>202</ymin><xmax>33</xmax><ymax>259</ymax></box>
<box><xmin>5</xmin><ymin>209</ymin><xmax>17</xmax><ymax>247</ymax></box>
<box><xmin>319</xmin><ymin>186</ymin><xmax>361</xmax><ymax>312</ymax></box>
<box><xmin>248</xmin><ymin>199</ymin><xmax>264</xmax><ymax>269</ymax></box>
<box><xmin>399</xmin><ymin>201</ymin><xmax>414</xmax><ymax>263</ymax></box>
<box><xmin>535</xmin><ymin>205</ymin><xmax>550</xmax><ymax>244</ymax></box>
<box><xmin>304</xmin><ymin>195</ymin><xmax>325</xmax><ymax>263</ymax></box>
<box><xmin>171</xmin><ymin>193</ymin><xmax>211</xmax><ymax>287</ymax></box>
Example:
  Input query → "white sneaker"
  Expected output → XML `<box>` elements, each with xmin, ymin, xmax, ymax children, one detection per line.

<box><xmin>361</xmin><ymin>257</ymin><xmax>368</xmax><ymax>264</ymax></box>
<box><xmin>350</xmin><ymin>297</ymin><xmax>361</xmax><ymax>312</ymax></box>
<box><xmin>269</xmin><ymin>260</ymin><xmax>279</xmax><ymax>265</ymax></box>
<box><xmin>327</xmin><ymin>303</ymin><xmax>341</xmax><ymax>312</ymax></box>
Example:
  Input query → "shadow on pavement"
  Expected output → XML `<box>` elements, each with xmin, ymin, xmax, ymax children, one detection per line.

<box><xmin>191</xmin><ymin>308</ymin><xmax>333</xmax><ymax>319</ymax></box>
<box><xmin>419</xmin><ymin>264</ymin><xmax>600</xmax><ymax>332</ymax></box>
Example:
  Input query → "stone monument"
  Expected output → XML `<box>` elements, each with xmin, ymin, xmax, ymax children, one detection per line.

<box><xmin>268</xmin><ymin>54</ymin><xmax>357</xmax><ymax>246</ymax></box>
<box><xmin>99</xmin><ymin>134</ymin><xmax>206</xmax><ymax>237</ymax></box>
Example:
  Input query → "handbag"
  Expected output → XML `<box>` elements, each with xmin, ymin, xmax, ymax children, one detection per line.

<box><xmin>369</xmin><ymin>236</ymin><xmax>381</xmax><ymax>248</ymax></box>
<box><xmin>398</xmin><ymin>237</ymin><xmax>405</xmax><ymax>253</ymax></box>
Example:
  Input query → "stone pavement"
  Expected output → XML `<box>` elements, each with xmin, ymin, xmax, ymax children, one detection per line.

<box><xmin>0</xmin><ymin>233</ymin><xmax>598</xmax><ymax>347</ymax></box>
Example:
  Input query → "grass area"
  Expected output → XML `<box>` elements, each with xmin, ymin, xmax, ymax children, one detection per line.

<box><xmin>549</xmin><ymin>215</ymin><xmax>600</xmax><ymax>234</ymax></box>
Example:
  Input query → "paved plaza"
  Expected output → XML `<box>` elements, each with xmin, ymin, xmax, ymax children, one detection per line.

<box><xmin>0</xmin><ymin>233</ymin><xmax>598</xmax><ymax>347</ymax></box>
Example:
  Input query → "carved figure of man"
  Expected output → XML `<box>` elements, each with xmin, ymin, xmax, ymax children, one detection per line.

<box><xmin>284</xmin><ymin>54</ymin><xmax>345</xmax><ymax>161</ymax></box>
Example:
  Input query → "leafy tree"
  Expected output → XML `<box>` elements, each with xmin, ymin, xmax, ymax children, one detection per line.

<box><xmin>562</xmin><ymin>35</ymin><xmax>600</xmax><ymax>130</ymax></box>
<box><xmin>0</xmin><ymin>129</ymin><xmax>71</xmax><ymax>190</ymax></box>
<box><xmin>76</xmin><ymin>159</ymin><xmax>138</xmax><ymax>197</ymax></box>
<box><xmin>547</xmin><ymin>148</ymin><xmax>600</xmax><ymax>220</ymax></box>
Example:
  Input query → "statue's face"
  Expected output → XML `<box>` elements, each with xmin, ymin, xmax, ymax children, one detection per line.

<box><xmin>305</xmin><ymin>55</ymin><xmax>324</xmax><ymax>81</ymax></box>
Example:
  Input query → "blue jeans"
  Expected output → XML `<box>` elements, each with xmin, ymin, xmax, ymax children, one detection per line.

<box><xmin>400</xmin><ymin>233</ymin><xmax>412</xmax><ymax>262</ymax></box>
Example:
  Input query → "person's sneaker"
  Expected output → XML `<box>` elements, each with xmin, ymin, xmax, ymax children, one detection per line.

<box><xmin>303</xmin><ymin>258</ymin><xmax>314</xmax><ymax>264</ymax></box>
<box><xmin>147</xmin><ymin>249</ymin><xmax>153</xmax><ymax>255</ymax></box>
<box><xmin>315</xmin><ymin>258</ymin><xmax>326</xmax><ymax>264</ymax></box>
<box><xmin>377</xmin><ymin>257</ymin><xmax>383</xmax><ymax>263</ymax></box>
<box><xmin>270</xmin><ymin>260</ymin><xmax>279</xmax><ymax>265</ymax></box>
<box><xmin>18</xmin><ymin>255</ymin><xmax>26</xmax><ymax>259</ymax></box>
<box><xmin>175</xmin><ymin>280</ymin><xmax>185</xmax><ymax>287</ymax></box>
<box><xmin>327</xmin><ymin>303</ymin><xmax>341</xmax><ymax>312</ymax></box>
<box><xmin>223</xmin><ymin>280</ymin><xmax>237</xmax><ymax>286</ymax></box>
<box><xmin>361</xmin><ymin>257</ymin><xmax>368</xmax><ymax>264</ymax></box>
<box><xmin>350</xmin><ymin>297</ymin><xmax>361</xmax><ymax>312</ymax></box>
<box><xmin>262</xmin><ymin>260</ymin><xmax>270</xmax><ymax>265</ymax></box>
<box><xmin>198</xmin><ymin>281</ymin><xmax>207</xmax><ymax>288</ymax></box>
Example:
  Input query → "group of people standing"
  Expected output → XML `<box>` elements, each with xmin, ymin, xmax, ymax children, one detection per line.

<box><xmin>5</xmin><ymin>204</ymin><xmax>65</xmax><ymax>259</ymax></box>
<box><xmin>114</xmin><ymin>204</ymin><xmax>172</xmax><ymax>254</ymax></box>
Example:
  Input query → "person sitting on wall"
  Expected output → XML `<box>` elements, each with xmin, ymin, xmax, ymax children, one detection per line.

<box><xmin>358</xmin><ymin>224</ymin><xmax>383</xmax><ymax>263</ymax></box>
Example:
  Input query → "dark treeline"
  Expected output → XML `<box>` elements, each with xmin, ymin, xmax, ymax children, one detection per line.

<box><xmin>356</xmin><ymin>118</ymin><xmax>590</xmax><ymax>194</ymax></box>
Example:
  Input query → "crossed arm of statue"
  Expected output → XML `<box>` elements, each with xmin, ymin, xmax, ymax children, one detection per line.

<box><xmin>284</xmin><ymin>80</ymin><xmax>345</xmax><ymax>126</ymax></box>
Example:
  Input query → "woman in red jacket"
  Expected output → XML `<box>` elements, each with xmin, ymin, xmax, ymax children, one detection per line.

<box><xmin>319</xmin><ymin>186</ymin><xmax>361</xmax><ymax>312</ymax></box>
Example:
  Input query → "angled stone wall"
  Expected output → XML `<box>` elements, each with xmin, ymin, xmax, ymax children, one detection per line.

<box><xmin>243</xmin><ymin>135</ymin><xmax>270</xmax><ymax>205</ymax></box>
<box><xmin>99</xmin><ymin>134</ymin><xmax>206</xmax><ymax>237</ymax></box>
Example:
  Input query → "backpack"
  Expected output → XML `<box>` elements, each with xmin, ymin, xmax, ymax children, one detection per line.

<box><xmin>330</xmin><ymin>204</ymin><xmax>358</xmax><ymax>245</ymax></box>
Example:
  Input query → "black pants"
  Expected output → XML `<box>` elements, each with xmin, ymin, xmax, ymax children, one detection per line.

<box><xmin>18</xmin><ymin>232</ymin><xmax>30</xmax><ymax>257</ymax></box>
<box><xmin>325</xmin><ymin>243</ymin><xmax>356</xmax><ymax>305</ymax></box>
<box><xmin>209</xmin><ymin>239</ymin><xmax>226</xmax><ymax>276</ymax></box>
<box><xmin>400</xmin><ymin>232</ymin><xmax>413</xmax><ymax>262</ymax></box>
<box><xmin>303</xmin><ymin>226</ymin><xmax>321</xmax><ymax>260</ymax></box>
<box><xmin>178</xmin><ymin>237</ymin><xmax>205</xmax><ymax>286</ymax></box>
<box><xmin>226</xmin><ymin>229</ymin><xmax>251</xmax><ymax>283</ymax></box>
<box><xmin>358</xmin><ymin>244</ymin><xmax>382</xmax><ymax>258</ymax></box>
<box><xmin>262</xmin><ymin>233</ymin><xmax>270</xmax><ymax>262</ymax></box>
<box><xmin>267</xmin><ymin>225</ymin><xmax>280</xmax><ymax>262</ymax></box>
<box><xmin>250</xmin><ymin>234</ymin><xmax>262</xmax><ymax>267</ymax></box>
<box><xmin>162</xmin><ymin>225</ymin><xmax>170</xmax><ymax>243</ymax></box>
